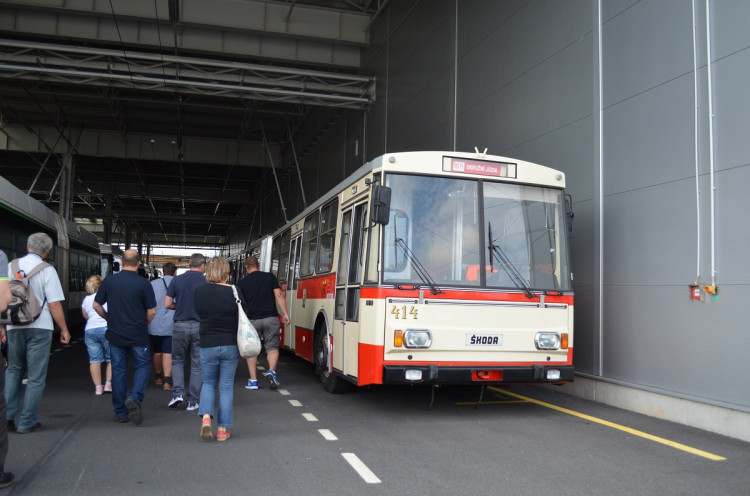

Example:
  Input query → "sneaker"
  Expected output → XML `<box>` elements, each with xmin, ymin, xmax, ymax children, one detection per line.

<box><xmin>95</xmin><ymin>385</ymin><xmax>104</xmax><ymax>395</ymax></box>
<box><xmin>113</xmin><ymin>415</ymin><xmax>129</xmax><ymax>423</ymax></box>
<box><xmin>186</xmin><ymin>401</ymin><xmax>199</xmax><ymax>411</ymax></box>
<box><xmin>263</xmin><ymin>370</ymin><xmax>279</xmax><ymax>390</ymax></box>
<box><xmin>125</xmin><ymin>397</ymin><xmax>143</xmax><ymax>426</ymax></box>
<box><xmin>0</xmin><ymin>471</ymin><xmax>14</xmax><ymax>488</ymax></box>
<box><xmin>245</xmin><ymin>379</ymin><xmax>259</xmax><ymax>390</ymax></box>
<box><xmin>168</xmin><ymin>395</ymin><xmax>184</xmax><ymax>408</ymax></box>
<box><xmin>16</xmin><ymin>422</ymin><xmax>42</xmax><ymax>434</ymax></box>
<box><xmin>6</xmin><ymin>420</ymin><xmax>16</xmax><ymax>432</ymax></box>
<box><xmin>103</xmin><ymin>383</ymin><xmax>112</xmax><ymax>394</ymax></box>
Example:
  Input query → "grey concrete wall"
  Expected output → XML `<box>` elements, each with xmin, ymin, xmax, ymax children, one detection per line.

<box><xmin>356</xmin><ymin>0</ymin><xmax>750</xmax><ymax>413</ymax></box>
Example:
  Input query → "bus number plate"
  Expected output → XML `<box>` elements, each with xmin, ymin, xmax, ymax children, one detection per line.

<box><xmin>466</xmin><ymin>334</ymin><xmax>502</xmax><ymax>346</ymax></box>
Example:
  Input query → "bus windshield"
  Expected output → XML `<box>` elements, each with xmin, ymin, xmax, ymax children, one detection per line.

<box><xmin>382</xmin><ymin>174</ymin><xmax>570</xmax><ymax>292</ymax></box>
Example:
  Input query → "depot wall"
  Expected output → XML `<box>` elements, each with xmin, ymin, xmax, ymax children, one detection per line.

<box><xmin>235</xmin><ymin>0</ymin><xmax>750</xmax><ymax>424</ymax></box>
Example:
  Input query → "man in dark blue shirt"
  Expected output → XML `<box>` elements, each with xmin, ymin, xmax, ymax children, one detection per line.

<box><xmin>164</xmin><ymin>253</ymin><xmax>206</xmax><ymax>410</ymax></box>
<box><xmin>94</xmin><ymin>249</ymin><xmax>156</xmax><ymax>425</ymax></box>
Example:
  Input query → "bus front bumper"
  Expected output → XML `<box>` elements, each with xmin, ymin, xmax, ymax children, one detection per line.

<box><xmin>382</xmin><ymin>364</ymin><xmax>575</xmax><ymax>385</ymax></box>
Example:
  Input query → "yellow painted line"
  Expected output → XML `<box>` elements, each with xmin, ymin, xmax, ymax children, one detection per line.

<box><xmin>455</xmin><ymin>400</ymin><xmax>528</xmax><ymax>406</ymax></box>
<box><xmin>489</xmin><ymin>387</ymin><xmax>726</xmax><ymax>461</ymax></box>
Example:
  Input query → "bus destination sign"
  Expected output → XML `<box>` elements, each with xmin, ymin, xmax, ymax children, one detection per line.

<box><xmin>444</xmin><ymin>157</ymin><xmax>517</xmax><ymax>178</ymax></box>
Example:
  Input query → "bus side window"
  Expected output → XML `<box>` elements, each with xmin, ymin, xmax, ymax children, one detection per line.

<box><xmin>300</xmin><ymin>211</ymin><xmax>319</xmax><ymax>277</ymax></box>
<box><xmin>317</xmin><ymin>199</ymin><xmax>338</xmax><ymax>273</ymax></box>
<box><xmin>276</xmin><ymin>230</ymin><xmax>290</xmax><ymax>282</ymax></box>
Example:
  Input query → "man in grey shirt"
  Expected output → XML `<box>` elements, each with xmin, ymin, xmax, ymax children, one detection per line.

<box><xmin>148</xmin><ymin>262</ymin><xmax>176</xmax><ymax>390</ymax></box>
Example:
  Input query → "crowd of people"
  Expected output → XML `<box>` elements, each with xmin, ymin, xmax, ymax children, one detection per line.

<box><xmin>0</xmin><ymin>233</ymin><xmax>288</xmax><ymax>488</ymax></box>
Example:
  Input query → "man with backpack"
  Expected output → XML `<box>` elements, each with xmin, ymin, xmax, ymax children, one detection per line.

<box><xmin>3</xmin><ymin>233</ymin><xmax>71</xmax><ymax>435</ymax></box>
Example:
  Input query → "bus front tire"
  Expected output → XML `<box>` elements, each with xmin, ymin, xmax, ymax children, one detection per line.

<box><xmin>314</xmin><ymin>327</ymin><xmax>353</xmax><ymax>394</ymax></box>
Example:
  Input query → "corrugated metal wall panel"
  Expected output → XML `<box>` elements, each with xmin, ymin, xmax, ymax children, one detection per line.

<box><xmin>352</xmin><ymin>0</ymin><xmax>750</xmax><ymax>411</ymax></box>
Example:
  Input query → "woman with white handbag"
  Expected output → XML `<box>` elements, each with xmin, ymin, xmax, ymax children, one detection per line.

<box><xmin>193</xmin><ymin>256</ymin><xmax>245</xmax><ymax>442</ymax></box>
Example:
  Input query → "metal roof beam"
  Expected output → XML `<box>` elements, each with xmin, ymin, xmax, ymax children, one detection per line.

<box><xmin>0</xmin><ymin>1</ymin><xmax>367</xmax><ymax>67</ymax></box>
<box><xmin>0</xmin><ymin>38</ymin><xmax>374</xmax><ymax>108</ymax></box>
<box><xmin>0</xmin><ymin>124</ymin><xmax>279</xmax><ymax>167</ymax></box>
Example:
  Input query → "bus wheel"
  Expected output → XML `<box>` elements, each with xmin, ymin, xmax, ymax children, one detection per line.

<box><xmin>314</xmin><ymin>326</ymin><xmax>353</xmax><ymax>394</ymax></box>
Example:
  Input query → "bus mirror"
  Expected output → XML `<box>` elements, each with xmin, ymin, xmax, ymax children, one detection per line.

<box><xmin>370</xmin><ymin>185</ymin><xmax>391</xmax><ymax>225</ymax></box>
<box><xmin>113</xmin><ymin>261</ymin><xmax>120</xmax><ymax>272</ymax></box>
<box><xmin>565</xmin><ymin>194</ymin><xmax>574</xmax><ymax>238</ymax></box>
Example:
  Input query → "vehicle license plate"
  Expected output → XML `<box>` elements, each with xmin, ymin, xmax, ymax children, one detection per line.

<box><xmin>465</xmin><ymin>334</ymin><xmax>502</xmax><ymax>346</ymax></box>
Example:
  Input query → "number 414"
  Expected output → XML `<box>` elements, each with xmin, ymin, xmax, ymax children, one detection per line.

<box><xmin>391</xmin><ymin>305</ymin><xmax>418</xmax><ymax>320</ymax></box>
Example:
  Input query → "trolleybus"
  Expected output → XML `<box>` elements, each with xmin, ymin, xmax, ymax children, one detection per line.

<box><xmin>100</xmin><ymin>243</ymin><xmax>122</xmax><ymax>279</ymax></box>
<box><xmin>244</xmin><ymin>151</ymin><xmax>574</xmax><ymax>393</ymax></box>
<box><xmin>0</xmin><ymin>175</ymin><xmax>101</xmax><ymax>329</ymax></box>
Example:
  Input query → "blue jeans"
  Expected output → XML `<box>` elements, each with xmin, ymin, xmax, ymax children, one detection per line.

<box><xmin>5</xmin><ymin>327</ymin><xmax>53</xmax><ymax>430</ymax></box>
<box><xmin>198</xmin><ymin>345</ymin><xmax>239</xmax><ymax>427</ymax></box>
<box><xmin>172</xmin><ymin>321</ymin><xmax>202</xmax><ymax>402</ymax></box>
<box><xmin>110</xmin><ymin>344</ymin><xmax>151</xmax><ymax>420</ymax></box>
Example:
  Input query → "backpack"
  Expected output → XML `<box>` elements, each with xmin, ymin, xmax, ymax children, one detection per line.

<box><xmin>0</xmin><ymin>259</ymin><xmax>51</xmax><ymax>325</ymax></box>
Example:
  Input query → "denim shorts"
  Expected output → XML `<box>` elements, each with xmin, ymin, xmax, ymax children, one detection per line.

<box><xmin>84</xmin><ymin>327</ymin><xmax>111</xmax><ymax>363</ymax></box>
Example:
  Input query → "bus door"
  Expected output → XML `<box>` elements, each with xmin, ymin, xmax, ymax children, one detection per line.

<box><xmin>333</xmin><ymin>203</ymin><xmax>368</xmax><ymax>377</ymax></box>
<box><xmin>284</xmin><ymin>235</ymin><xmax>302</xmax><ymax>349</ymax></box>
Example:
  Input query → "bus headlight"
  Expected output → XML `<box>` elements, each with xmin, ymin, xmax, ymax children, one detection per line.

<box><xmin>404</xmin><ymin>330</ymin><xmax>432</xmax><ymax>348</ymax></box>
<box><xmin>535</xmin><ymin>332</ymin><xmax>561</xmax><ymax>350</ymax></box>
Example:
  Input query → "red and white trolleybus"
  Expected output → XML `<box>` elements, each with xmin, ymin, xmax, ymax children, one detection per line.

<box><xmin>245</xmin><ymin>150</ymin><xmax>574</xmax><ymax>393</ymax></box>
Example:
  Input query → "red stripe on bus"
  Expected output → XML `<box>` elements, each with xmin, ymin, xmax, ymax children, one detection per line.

<box><xmin>291</xmin><ymin>279</ymin><xmax>573</xmax><ymax>305</ymax></box>
<box><xmin>359</xmin><ymin>287</ymin><xmax>573</xmax><ymax>304</ymax></box>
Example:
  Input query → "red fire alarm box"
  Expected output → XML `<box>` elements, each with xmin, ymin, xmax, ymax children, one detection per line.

<box><xmin>689</xmin><ymin>285</ymin><xmax>701</xmax><ymax>300</ymax></box>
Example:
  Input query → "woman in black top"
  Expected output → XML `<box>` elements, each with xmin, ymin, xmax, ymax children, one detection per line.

<box><xmin>194</xmin><ymin>256</ymin><xmax>244</xmax><ymax>442</ymax></box>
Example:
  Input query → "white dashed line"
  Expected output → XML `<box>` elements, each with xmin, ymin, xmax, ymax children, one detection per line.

<box><xmin>283</xmin><ymin>377</ymin><xmax>378</xmax><ymax>484</ymax></box>
<box><xmin>318</xmin><ymin>429</ymin><xmax>338</xmax><ymax>441</ymax></box>
<box><xmin>342</xmin><ymin>453</ymin><xmax>381</xmax><ymax>484</ymax></box>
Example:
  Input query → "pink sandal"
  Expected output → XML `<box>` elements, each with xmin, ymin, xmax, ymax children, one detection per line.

<box><xmin>216</xmin><ymin>430</ymin><xmax>231</xmax><ymax>442</ymax></box>
<box><xmin>200</xmin><ymin>416</ymin><xmax>213</xmax><ymax>441</ymax></box>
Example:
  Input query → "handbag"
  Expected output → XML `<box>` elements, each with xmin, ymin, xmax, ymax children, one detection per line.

<box><xmin>232</xmin><ymin>285</ymin><xmax>261</xmax><ymax>358</ymax></box>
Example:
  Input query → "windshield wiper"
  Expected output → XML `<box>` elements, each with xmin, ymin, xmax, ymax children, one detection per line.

<box><xmin>394</xmin><ymin>238</ymin><xmax>443</xmax><ymax>295</ymax></box>
<box><xmin>487</xmin><ymin>222</ymin><xmax>534</xmax><ymax>298</ymax></box>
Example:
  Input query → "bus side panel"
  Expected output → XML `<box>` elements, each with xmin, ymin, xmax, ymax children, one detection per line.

<box><xmin>356</xmin><ymin>292</ymin><xmax>388</xmax><ymax>385</ymax></box>
<box><xmin>295</xmin><ymin>275</ymin><xmax>335</xmax><ymax>363</ymax></box>
<box><xmin>358</xmin><ymin>342</ymin><xmax>384</xmax><ymax>386</ymax></box>
<box><xmin>295</xmin><ymin>327</ymin><xmax>314</xmax><ymax>362</ymax></box>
